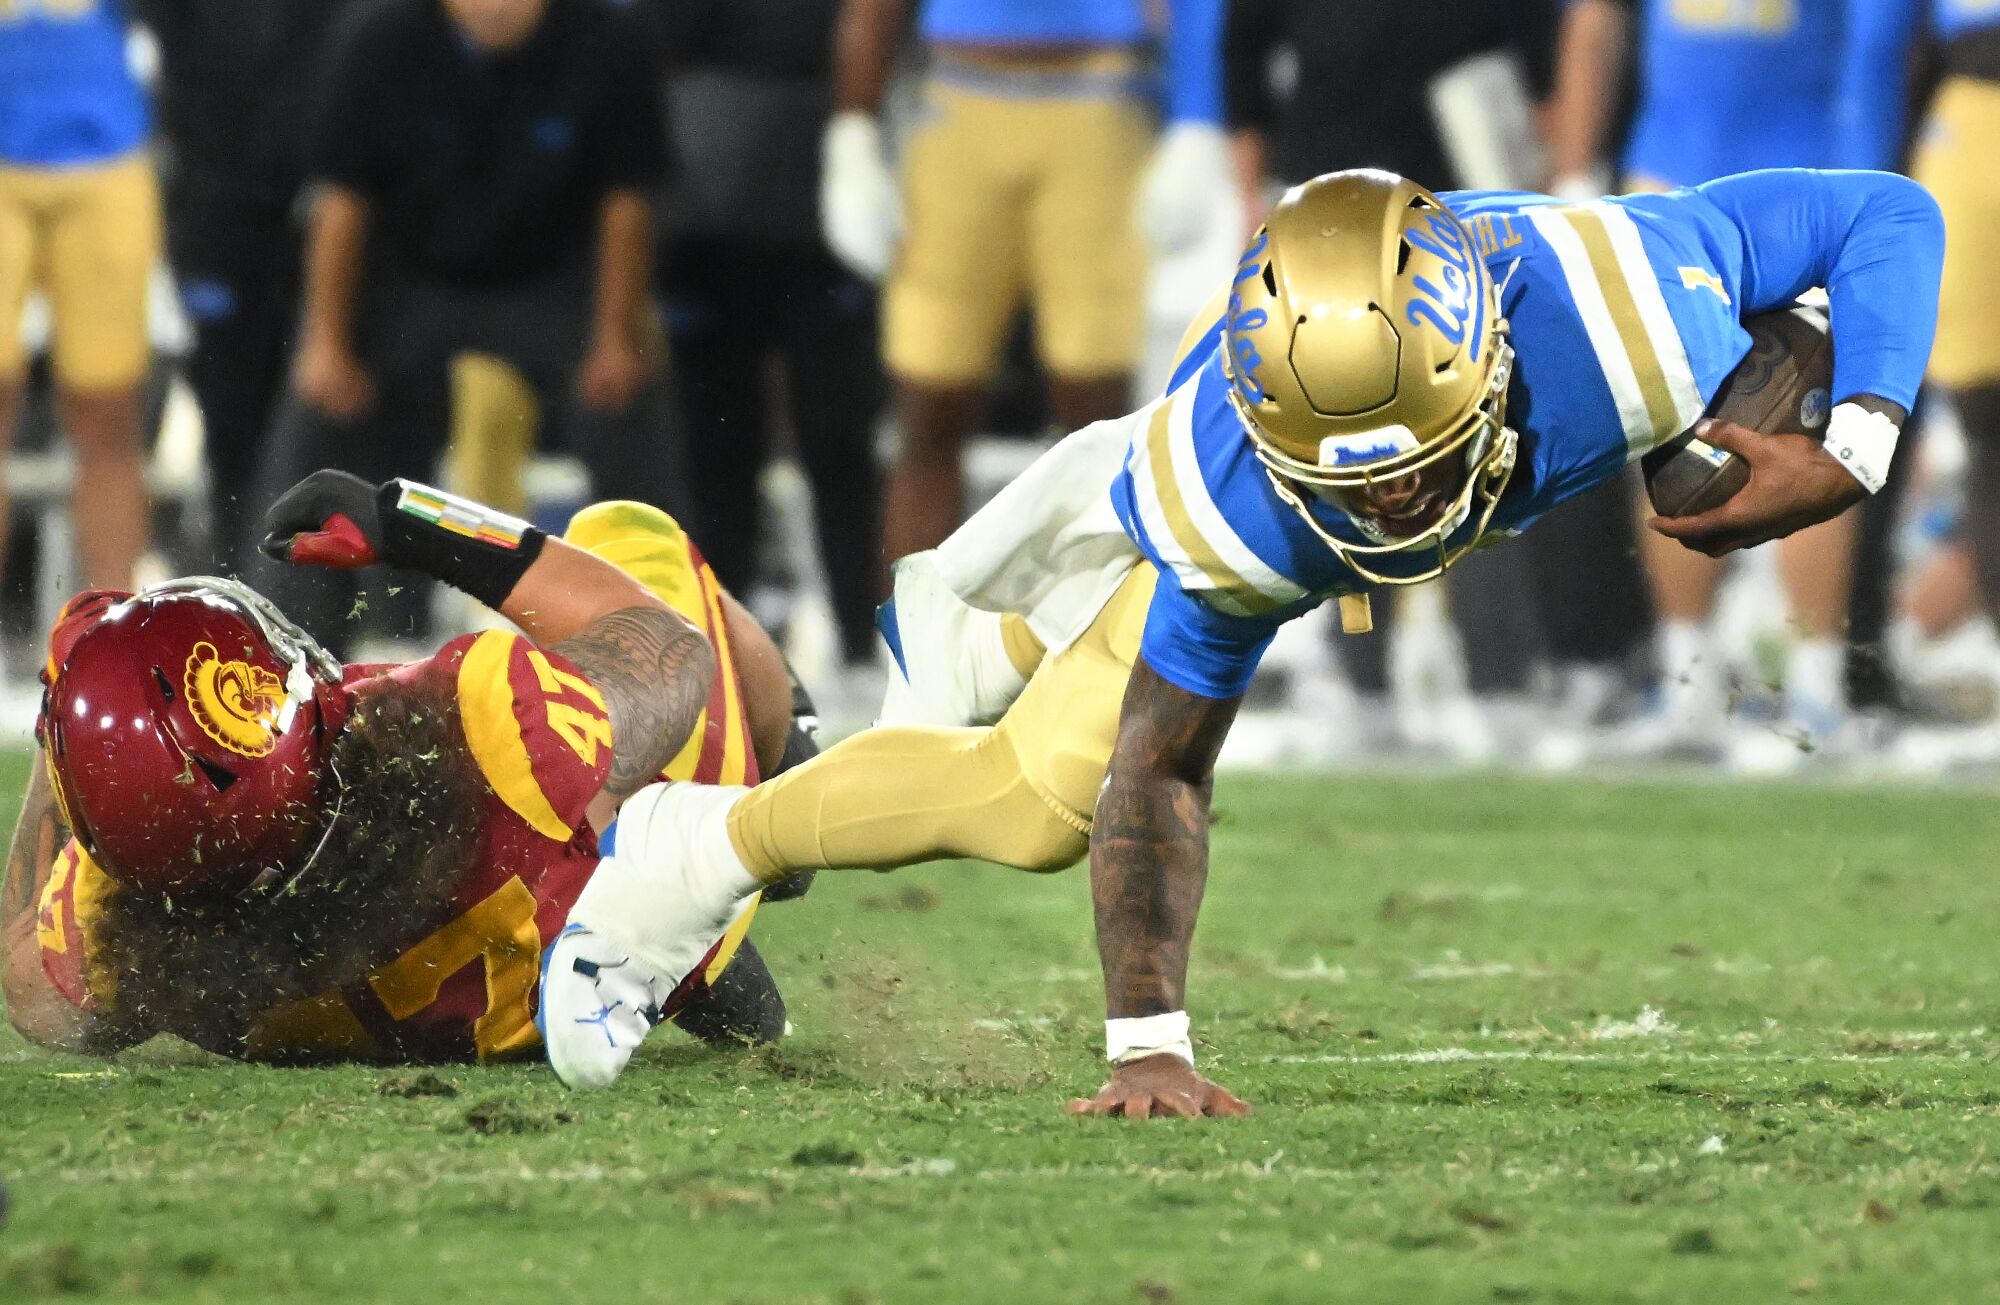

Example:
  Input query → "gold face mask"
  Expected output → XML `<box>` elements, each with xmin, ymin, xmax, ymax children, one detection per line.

<box><xmin>1227</xmin><ymin>341</ymin><xmax>1519</xmax><ymax>586</ymax></box>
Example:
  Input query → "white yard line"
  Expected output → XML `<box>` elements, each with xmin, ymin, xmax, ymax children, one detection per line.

<box><xmin>1261</xmin><ymin>1047</ymin><xmax>1986</xmax><ymax>1065</ymax></box>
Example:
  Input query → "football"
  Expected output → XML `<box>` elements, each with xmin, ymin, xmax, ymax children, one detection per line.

<box><xmin>1642</xmin><ymin>304</ymin><xmax>1833</xmax><ymax>517</ymax></box>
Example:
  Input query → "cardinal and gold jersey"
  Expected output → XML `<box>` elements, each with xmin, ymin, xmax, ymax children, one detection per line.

<box><xmin>37</xmin><ymin>502</ymin><xmax>763</xmax><ymax>1062</ymax></box>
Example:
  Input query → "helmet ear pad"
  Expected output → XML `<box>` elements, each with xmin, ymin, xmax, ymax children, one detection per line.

<box><xmin>40</xmin><ymin>587</ymin><xmax>339</xmax><ymax>896</ymax></box>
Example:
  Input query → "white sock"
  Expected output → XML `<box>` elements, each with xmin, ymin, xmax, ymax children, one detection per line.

<box><xmin>1658</xmin><ymin>620</ymin><xmax>1723</xmax><ymax>721</ymax></box>
<box><xmin>571</xmin><ymin>784</ymin><xmax>760</xmax><ymax>975</ymax></box>
<box><xmin>1786</xmin><ymin>638</ymin><xmax>1847</xmax><ymax>721</ymax></box>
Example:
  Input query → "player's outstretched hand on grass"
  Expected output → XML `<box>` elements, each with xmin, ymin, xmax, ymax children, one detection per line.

<box><xmin>1649</xmin><ymin>419</ymin><xmax>1862</xmax><ymax>557</ymax></box>
<box><xmin>1067</xmin><ymin>1052</ymin><xmax>1252</xmax><ymax>1120</ymax></box>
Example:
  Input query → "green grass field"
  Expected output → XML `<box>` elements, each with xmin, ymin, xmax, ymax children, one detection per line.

<box><xmin>3</xmin><ymin>750</ymin><xmax>1999</xmax><ymax>1304</ymax></box>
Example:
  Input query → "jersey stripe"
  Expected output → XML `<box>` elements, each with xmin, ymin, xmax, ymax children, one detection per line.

<box><xmin>1163</xmin><ymin>378</ymin><xmax>1310</xmax><ymax>611</ymax></box>
<box><xmin>1529</xmin><ymin>204</ymin><xmax>1700</xmax><ymax>456</ymax></box>
<box><xmin>1596</xmin><ymin>205</ymin><xmax>1705</xmax><ymax>436</ymax></box>
<box><xmin>1129</xmin><ymin>385</ymin><xmax>1306</xmax><ymax>616</ymax></box>
<box><xmin>696</xmin><ymin>560</ymin><xmax>749</xmax><ymax>786</ymax></box>
<box><xmin>459</xmin><ymin>631</ymin><xmax>576</xmax><ymax>843</ymax></box>
<box><xmin>1143</xmin><ymin>401</ymin><xmax>1266</xmax><ymax>615</ymax></box>
<box><xmin>703</xmin><ymin>894</ymin><xmax>761</xmax><ymax>986</ymax></box>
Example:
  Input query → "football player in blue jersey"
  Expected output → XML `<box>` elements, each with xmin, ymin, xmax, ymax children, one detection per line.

<box><xmin>540</xmin><ymin>167</ymin><xmax>1943</xmax><ymax>1112</ymax></box>
<box><xmin>1617</xmin><ymin>0</ymin><xmax>1925</xmax><ymax>765</ymax></box>
<box><xmin>0</xmin><ymin>0</ymin><xmax>160</xmax><ymax>592</ymax></box>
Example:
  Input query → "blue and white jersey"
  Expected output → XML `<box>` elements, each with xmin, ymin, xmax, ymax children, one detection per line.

<box><xmin>1624</xmin><ymin>0</ymin><xmax>1922</xmax><ymax>182</ymax></box>
<box><xmin>1111</xmin><ymin>169</ymin><xmax>1943</xmax><ymax>699</ymax></box>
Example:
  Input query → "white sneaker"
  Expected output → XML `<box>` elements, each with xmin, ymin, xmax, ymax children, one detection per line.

<box><xmin>1727</xmin><ymin>704</ymin><xmax>1856</xmax><ymax>776</ymax></box>
<box><xmin>541</xmin><ymin>784</ymin><xmax>762</xmax><ymax>1089</ymax></box>
<box><xmin>538</xmin><ymin>924</ymin><xmax>678</xmax><ymax>1090</ymax></box>
<box><xmin>1892</xmin><ymin>719</ymin><xmax>2000</xmax><ymax>774</ymax></box>
<box><xmin>1593</xmin><ymin>705</ymin><xmax>1728</xmax><ymax>765</ymax></box>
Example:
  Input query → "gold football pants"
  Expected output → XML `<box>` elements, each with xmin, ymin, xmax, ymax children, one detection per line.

<box><xmin>0</xmin><ymin>151</ymin><xmax>161</xmax><ymax>389</ymax></box>
<box><xmin>1913</xmin><ymin>76</ymin><xmax>2000</xmax><ymax>389</ymax></box>
<box><xmin>727</xmin><ymin>564</ymin><xmax>1159</xmax><ymax>878</ymax></box>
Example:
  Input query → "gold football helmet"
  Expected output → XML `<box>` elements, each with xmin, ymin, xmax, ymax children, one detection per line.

<box><xmin>1220</xmin><ymin>169</ymin><xmax>1517</xmax><ymax>585</ymax></box>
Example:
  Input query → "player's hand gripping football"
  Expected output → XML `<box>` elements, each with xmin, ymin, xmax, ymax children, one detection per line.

<box><xmin>1649</xmin><ymin>418</ymin><xmax>1864</xmax><ymax>557</ymax></box>
<box><xmin>1068</xmin><ymin>1052</ymin><xmax>1252</xmax><ymax>1121</ymax></box>
<box><xmin>259</xmin><ymin>469</ymin><xmax>387</xmax><ymax>569</ymax></box>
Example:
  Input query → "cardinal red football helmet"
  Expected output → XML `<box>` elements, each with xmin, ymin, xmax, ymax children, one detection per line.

<box><xmin>39</xmin><ymin>578</ymin><xmax>347</xmax><ymax>895</ymax></box>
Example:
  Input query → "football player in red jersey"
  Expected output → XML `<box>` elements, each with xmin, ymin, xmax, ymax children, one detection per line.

<box><xmin>0</xmin><ymin>469</ymin><xmax>816</xmax><ymax>1064</ymax></box>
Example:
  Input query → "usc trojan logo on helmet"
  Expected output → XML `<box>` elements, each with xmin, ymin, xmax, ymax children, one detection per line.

<box><xmin>184</xmin><ymin>641</ymin><xmax>289</xmax><ymax>758</ymax></box>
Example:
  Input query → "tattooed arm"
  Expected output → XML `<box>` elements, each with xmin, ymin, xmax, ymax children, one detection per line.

<box><xmin>502</xmin><ymin>538</ymin><xmax>717</xmax><ymax>806</ymax></box>
<box><xmin>1068</xmin><ymin>657</ymin><xmax>1252</xmax><ymax>1120</ymax></box>
<box><xmin>553</xmin><ymin>606</ymin><xmax>715</xmax><ymax>803</ymax></box>
<box><xmin>2</xmin><ymin>753</ymin><xmax>96</xmax><ymax>1050</ymax></box>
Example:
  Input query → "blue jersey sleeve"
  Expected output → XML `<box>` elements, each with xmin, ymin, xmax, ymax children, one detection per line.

<box><xmin>1834</xmin><ymin>0</ymin><xmax>1924</xmax><ymax>171</ymax></box>
<box><xmin>1692</xmin><ymin>169</ymin><xmax>1943</xmax><ymax>413</ymax></box>
<box><xmin>1164</xmin><ymin>0</ymin><xmax>1224</xmax><ymax>124</ymax></box>
<box><xmin>1137</xmin><ymin>569</ymin><xmax>1277</xmax><ymax>700</ymax></box>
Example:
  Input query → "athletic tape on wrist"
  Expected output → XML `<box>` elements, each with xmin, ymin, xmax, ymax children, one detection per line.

<box><xmin>1822</xmin><ymin>402</ymin><xmax>1900</xmax><ymax>495</ymax></box>
<box><xmin>1106</xmin><ymin>1011</ymin><xmax>1194</xmax><ymax>1067</ymax></box>
<box><xmin>378</xmin><ymin>480</ymin><xmax>546</xmax><ymax>608</ymax></box>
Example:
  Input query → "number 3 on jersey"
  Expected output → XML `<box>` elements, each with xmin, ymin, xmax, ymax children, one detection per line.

<box><xmin>527</xmin><ymin>649</ymin><xmax>611</xmax><ymax>766</ymax></box>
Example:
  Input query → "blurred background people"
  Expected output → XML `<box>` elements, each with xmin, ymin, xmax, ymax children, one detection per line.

<box><xmin>138</xmin><ymin>0</ymin><xmax>361</xmax><ymax>572</ymax></box>
<box><xmin>648</xmin><ymin>0</ymin><xmax>886</xmax><ymax>684</ymax></box>
<box><xmin>820</xmin><ymin>0</ymin><xmax>1227</xmax><ymax>580</ymax></box>
<box><xmin>1609</xmin><ymin>0</ymin><xmax>1921</xmax><ymax>768</ymax></box>
<box><xmin>1898</xmin><ymin>0</ymin><xmax>2000</xmax><ymax>766</ymax></box>
<box><xmin>242</xmin><ymin>0</ymin><xmax>676</xmax><ymax>647</ymax></box>
<box><xmin>0</xmin><ymin>0</ymin><xmax>159</xmax><ymax>593</ymax></box>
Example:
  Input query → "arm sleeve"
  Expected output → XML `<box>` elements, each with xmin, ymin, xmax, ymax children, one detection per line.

<box><xmin>1834</xmin><ymin>0</ymin><xmax>1925</xmax><ymax>171</ymax></box>
<box><xmin>1137</xmin><ymin>570</ymin><xmax>1279</xmax><ymax>700</ymax></box>
<box><xmin>591</xmin><ymin>11</ymin><xmax>672</xmax><ymax>190</ymax></box>
<box><xmin>1164</xmin><ymin>0</ymin><xmax>1226</xmax><ymax>124</ymax></box>
<box><xmin>1695</xmin><ymin>168</ymin><xmax>1943</xmax><ymax>413</ymax></box>
<box><xmin>1222</xmin><ymin>0</ymin><xmax>1282</xmax><ymax>134</ymax></box>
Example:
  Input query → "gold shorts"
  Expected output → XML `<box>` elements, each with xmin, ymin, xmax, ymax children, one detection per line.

<box><xmin>0</xmin><ymin>151</ymin><xmax>161</xmax><ymax>389</ymax></box>
<box><xmin>886</xmin><ymin>52</ymin><xmax>1151</xmax><ymax>386</ymax></box>
<box><xmin>1913</xmin><ymin>77</ymin><xmax>2000</xmax><ymax>390</ymax></box>
<box><xmin>998</xmin><ymin>561</ymin><xmax>1156</xmax><ymax>829</ymax></box>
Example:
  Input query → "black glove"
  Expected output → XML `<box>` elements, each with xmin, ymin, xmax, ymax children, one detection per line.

<box><xmin>260</xmin><ymin>470</ymin><xmax>547</xmax><ymax>608</ymax></box>
<box><xmin>259</xmin><ymin>469</ymin><xmax>385</xmax><ymax>569</ymax></box>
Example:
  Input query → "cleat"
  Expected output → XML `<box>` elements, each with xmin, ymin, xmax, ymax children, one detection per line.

<box><xmin>538</xmin><ymin>924</ymin><xmax>676</xmax><ymax>1090</ymax></box>
<box><xmin>542</xmin><ymin>784</ymin><xmax>763</xmax><ymax>1089</ymax></box>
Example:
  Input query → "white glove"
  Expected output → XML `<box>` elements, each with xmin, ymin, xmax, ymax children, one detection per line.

<box><xmin>820</xmin><ymin>112</ymin><xmax>903</xmax><ymax>282</ymax></box>
<box><xmin>1136</xmin><ymin>123</ymin><xmax>1231</xmax><ymax>255</ymax></box>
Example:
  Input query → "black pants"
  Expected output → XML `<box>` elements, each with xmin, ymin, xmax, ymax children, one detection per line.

<box><xmin>664</xmin><ymin>238</ymin><xmax>883</xmax><ymax>664</ymax></box>
<box><xmin>167</xmin><ymin>186</ymin><xmax>300</xmax><ymax>572</ymax></box>
<box><xmin>1520</xmin><ymin>475</ymin><xmax>1652</xmax><ymax>668</ymax></box>
<box><xmin>243</xmin><ymin>264</ymin><xmax>685</xmax><ymax>648</ymax></box>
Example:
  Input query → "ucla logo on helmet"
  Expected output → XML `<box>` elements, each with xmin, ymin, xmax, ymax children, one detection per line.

<box><xmin>1402</xmin><ymin>211</ymin><xmax>1483</xmax><ymax>362</ymax></box>
<box><xmin>1227</xmin><ymin>230</ymin><xmax>1272</xmax><ymax>404</ymax></box>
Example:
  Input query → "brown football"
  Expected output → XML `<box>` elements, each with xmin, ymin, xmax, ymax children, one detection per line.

<box><xmin>1642</xmin><ymin>304</ymin><xmax>1833</xmax><ymax>517</ymax></box>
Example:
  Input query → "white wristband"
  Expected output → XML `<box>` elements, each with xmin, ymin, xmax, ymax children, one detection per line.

<box><xmin>1106</xmin><ymin>1012</ymin><xmax>1194</xmax><ymax>1067</ymax></box>
<box><xmin>1821</xmin><ymin>401</ymin><xmax>1900</xmax><ymax>495</ymax></box>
